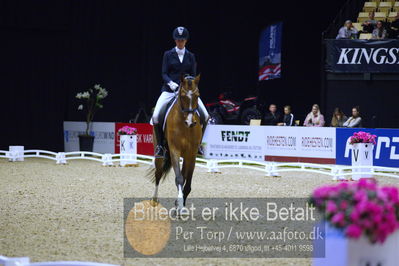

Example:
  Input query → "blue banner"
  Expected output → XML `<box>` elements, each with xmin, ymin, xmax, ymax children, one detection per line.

<box><xmin>259</xmin><ymin>22</ymin><xmax>283</xmax><ymax>81</ymax></box>
<box><xmin>336</xmin><ymin>128</ymin><xmax>399</xmax><ymax>167</ymax></box>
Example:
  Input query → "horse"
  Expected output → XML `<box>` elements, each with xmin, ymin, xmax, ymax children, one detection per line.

<box><xmin>150</xmin><ymin>75</ymin><xmax>202</xmax><ymax>211</ymax></box>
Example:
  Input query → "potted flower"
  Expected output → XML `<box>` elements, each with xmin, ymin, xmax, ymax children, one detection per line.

<box><xmin>76</xmin><ymin>84</ymin><xmax>108</xmax><ymax>151</ymax></box>
<box><xmin>349</xmin><ymin>131</ymin><xmax>377</xmax><ymax>180</ymax></box>
<box><xmin>117</xmin><ymin>126</ymin><xmax>138</xmax><ymax>166</ymax></box>
<box><xmin>310</xmin><ymin>179</ymin><xmax>399</xmax><ymax>266</ymax></box>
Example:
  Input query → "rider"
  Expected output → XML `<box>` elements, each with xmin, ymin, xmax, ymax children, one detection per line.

<box><xmin>152</xmin><ymin>26</ymin><xmax>209</xmax><ymax>158</ymax></box>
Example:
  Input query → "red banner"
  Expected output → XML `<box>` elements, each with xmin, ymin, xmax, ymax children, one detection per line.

<box><xmin>115</xmin><ymin>123</ymin><xmax>154</xmax><ymax>155</ymax></box>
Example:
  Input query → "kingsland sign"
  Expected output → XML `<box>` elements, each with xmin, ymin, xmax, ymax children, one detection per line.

<box><xmin>337</xmin><ymin>48</ymin><xmax>399</xmax><ymax>65</ymax></box>
<box><xmin>326</xmin><ymin>39</ymin><xmax>399</xmax><ymax>73</ymax></box>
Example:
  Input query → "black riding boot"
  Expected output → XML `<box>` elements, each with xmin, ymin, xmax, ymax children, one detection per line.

<box><xmin>198</xmin><ymin>119</ymin><xmax>208</xmax><ymax>156</ymax></box>
<box><xmin>153</xmin><ymin>124</ymin><xmax>165</xmax><ymax>158</ymax></box>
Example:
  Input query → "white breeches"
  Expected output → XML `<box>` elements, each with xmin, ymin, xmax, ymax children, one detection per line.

<box><xmin>152</xmin><ymin>91</ymin><xmax>209</xmax><ymax>124</ymax></box>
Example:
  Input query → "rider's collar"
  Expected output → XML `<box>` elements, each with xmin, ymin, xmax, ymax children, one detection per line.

<box><xmin>175</xmin><ymin>46</ymin><xmax>186</xmax><ymax>55</ymax></box>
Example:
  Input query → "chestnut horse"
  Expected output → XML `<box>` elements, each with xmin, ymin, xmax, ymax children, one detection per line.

<box><xmin>150</xmin><ymin>75</ymin><xmax>202</xmax><ymax>210</ymax></box>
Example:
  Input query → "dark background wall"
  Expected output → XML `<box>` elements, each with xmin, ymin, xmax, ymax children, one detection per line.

<box><xmin>1</xmin><ymin>0</ymin><xmax>348</xmax><ymax>151</ymax></box>
<box><xmin>324</xmin><ymin>78</ymin><xmax>399</xmax><ymax>129</ymax></box>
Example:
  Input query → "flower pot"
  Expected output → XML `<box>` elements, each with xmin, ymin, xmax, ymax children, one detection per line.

<box><xmin>78</xmin><ymin>135</ymin><xmax>95</xmax><ymax>152</ymax></box>
<box><xmin>351</xmin><ymin>143</ymin><xmax>374</xmax><ymax>180</ymax></box>
<box><xmin>313</xmin><ymin>222</ymin><xmax>399</xmax><ymax>266</ymax></box>
<box><xmin>120</xmin><ymin>134</ymin><xmax>137</xmax><ymax>166</ymax></box>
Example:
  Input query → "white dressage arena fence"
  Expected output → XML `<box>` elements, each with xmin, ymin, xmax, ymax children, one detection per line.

<box><xmin>0</xmin><ymin>255</ymin><xmax>117</xmax><ymax>266</ymax></box>
<box><xmin>1</xmin><ymin>148</ymin><xmax>399</xmax><ymax>180</ymax></box>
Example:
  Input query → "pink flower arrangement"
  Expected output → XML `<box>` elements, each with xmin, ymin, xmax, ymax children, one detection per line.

<box><xmin>349</xmin><ymin>131</ymin><xmax>377</xmax><ymax>145</ymax></box>
<box><xmin>117</xmin><ymin>126</ymin><xmax>137</xmax><ymax>136</ymax></box>
<box><xmin>309</xmin><ymin>179</ymin><xmax>399</xmax><ymax>243</ymax></box>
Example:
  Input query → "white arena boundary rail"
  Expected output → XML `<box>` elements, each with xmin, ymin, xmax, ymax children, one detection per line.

<box><xmin>1</xmin><ymin>149</ymin><xmax>399</xmax><ymax>180</ymax></box>
<box><xmin>0</xmin><ymin>255</ymin><xmax>117</xmax><ymax>266</ymax></box>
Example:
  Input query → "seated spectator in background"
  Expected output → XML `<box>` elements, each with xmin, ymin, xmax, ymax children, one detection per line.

<box><xmin>362</xmin><ymin>12</ymin><xmax>376</xmax><ymax>33</ymax></box>
<box><xmin>277</xmin><ymin>105</ymin><xmax>295</xmax><ymax>126</ymax></box>
<box><xmin>372</xmin><ymin>21</ymin><xmax>387</xmax><ymax>39</ymax></box>
<box><xmin>336</xmin><ymin>20</ymin><xmax>359</xmax><ymax>39</ymax></box>
<box><xmin>343</xmin><ymin>106</ymin><xmax>362</xmax><ymax>128</ymax></box>
<box><xmin>389</xmin><ymin>13</ymin><xmax>399</xmax><ymax>38</ymax></box>
<box><xmin>330</xmin><ymin>107</ymin><xmax>348</xmax><ymax>127</ymax></box>
<box><xmin>304</xmin><ymin>104</ymin><xmax>325</xmax><ymax>127</ymax></box>
<box><xmin>262</xmin><ymin>104</ymin><xmax>282</xmax><ymax>125</ymax></box>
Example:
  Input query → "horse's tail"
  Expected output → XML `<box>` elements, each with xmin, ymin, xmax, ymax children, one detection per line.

<box><xmin>148</xmin><ymin>149</ymin><xmax>172</xmax><ymax>183</ymax></box>
<box><xmin>160</xmin><ymin>150</ymin><xmax>172</xmax><ymax>181</ymax></box>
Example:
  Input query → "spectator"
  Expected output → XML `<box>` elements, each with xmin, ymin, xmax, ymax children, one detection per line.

<box><xmin>304</xmin><ymin>104</ymin><xmax>325</xmax><ymax>127</ymax></box>
<box><xmin>389</xmin><ymin>13</ymin><xmax>399</xmax><ymax>38</ymax></box>
<box><xmin>330</xmin><ymin>107</ymin><xmax>348</xmax><ymax>127</ymax></box>
<box><xmin>362</xmin><ymin>12</ymin><xmax>377</xmax><ymax>33</ymax></box>
<box><xmin>336</xmin><ymin>20</ymin><xmax>359</xmax><ymax>39</ymax></box>
<box><xmin>278</xmin><ymin>105</ymin><xmax>295</xmax><ymax>126</ymax></box>
<box><xmin>372</xmin><ymin>21</ymin><xmax>387</xmax><ymax>40</ymax></box>
<box><xmin>343</xmin><ymin>106</ymin><xmax>362</xmax><ymax>128</ymax></box>
<box><xmin>262</xmin><ymin>104</ymin><xmax>282</xmax><ymax>125</ymax></box>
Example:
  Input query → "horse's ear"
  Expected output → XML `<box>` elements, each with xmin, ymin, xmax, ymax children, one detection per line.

<box><xmin>180</xmin><ymin>75</ymin><xmax>185</xmax><ymax>84</ymax></box>
<box><xmin>195</xmin><ymin>74</ymin><xmax>201</xmax><ymax>84</ymax></box>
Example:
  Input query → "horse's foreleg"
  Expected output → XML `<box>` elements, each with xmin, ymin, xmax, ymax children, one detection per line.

<box><xmin>182</xmin><ymin>158</ymin><xmax>195</xmax><ymax>206</ymax></box>
<box><xmin>170</xmin><ymin>153</ymin><xmax>184</xmax><ymax>210</ymax></box>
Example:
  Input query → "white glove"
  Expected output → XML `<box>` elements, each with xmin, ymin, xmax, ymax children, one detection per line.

<box><xmin>168</xmin><ymin>81</ymin><xmax>179</xmax><ymax>91</ymax></box>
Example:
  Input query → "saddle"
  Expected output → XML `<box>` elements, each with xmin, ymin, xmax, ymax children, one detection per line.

<box><xmin>160</xmin><ymin>97</ymin><xmax>177</xmax><ymax>131</ymax></box>
<box><xmin>151</xmin><ymin>95</ymin><xmax>203</xmax><ymax>131</ymax></box>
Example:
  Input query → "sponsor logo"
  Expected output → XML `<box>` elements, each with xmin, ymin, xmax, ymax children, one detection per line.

<box><xmin>221</xmin><ymin>131</ymin><xmax>250</xmax><ymax>142</ymax></box>
<box><xmin>343</xmin><ymin>136</ymin><xmax>399</xmax><ymax>160</ymax></box>
<box><xmin>301</xmin><ymin>137</ymin><xmax>333</xmax><ymax>149</ymax></box>
<box><xmin>266</xmin><ymin>136</ymin><xmax>296</xmax><ymax>147</ymax></box>
<box><xmin>337</xmin><ymin>48</ymin><xmax>399</xmax><ymax>65</ymax></box>
<box><xmin>137</xmin><ymin>134</ymin><xmax>153</xmax><ymax>144</ymax></box>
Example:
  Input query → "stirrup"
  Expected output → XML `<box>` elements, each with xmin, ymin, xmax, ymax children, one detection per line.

<box><xmin>197</xmin><ymin>145</ymin><xmax>205</xmax><ymax>156</ymax></box>
<box><xmin>155</xmin><ymin>145</ymin><xmax>165</xmax><ymax>158</ymax></box>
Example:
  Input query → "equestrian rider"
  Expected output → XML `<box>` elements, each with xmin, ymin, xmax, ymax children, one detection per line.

<box><xmin>152</xmin><ymin>26</ymin><xmax>209</xmax><ymax>158</ymax></box>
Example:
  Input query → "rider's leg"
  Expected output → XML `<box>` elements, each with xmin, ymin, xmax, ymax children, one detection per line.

<box><xmin>152</xmin><ymin>91</ymin><xmax>175</xmax><ymax>158</ymax></box>
<box><xmin>197</xmin><ymin>97</ymin><xmax>209</xmax><ymax>155</ymax></box>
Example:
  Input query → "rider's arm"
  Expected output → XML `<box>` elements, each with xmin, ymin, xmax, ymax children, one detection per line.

<box><xmin>162</xmin><ymin>51</ymin><xmax>172</xmax><ymax>84</ymax></box>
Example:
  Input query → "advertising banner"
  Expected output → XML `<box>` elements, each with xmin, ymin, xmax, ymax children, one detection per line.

<box><xmin>264</xmin><ymin>127</ymin><xmax>336</xmax><ymax>163</ymax></box>
<box><xmin>63</xmin><ymin>121</ymin><xmax>115</xmax><ymax>153</ymax></box>
<box><xmin>259</xmin><ymin>22</ymin><xmax>283</xmax><ymax>80</ymax></box>
<box><xmin>325</xmin><ymin>39</ymin><xmax>399</xmax><ymax>73</ymax></box>
<box><xmin>203</xmin><ymin>125</ymin><xmax>266</xmax><ymax>161</ymax></box>
<box><xmin>115</xmin><ymin>123</ymin><xmax>154</xmax><ymax>155</ymax></box>
<box><xmin>336</xmin><ymin>128</ymin><xmax>399</xmax><ymax>167</ymax></box>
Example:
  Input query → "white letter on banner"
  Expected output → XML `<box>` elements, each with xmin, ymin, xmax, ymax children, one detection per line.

<box><xmin>375</xmin><ymin>137</ymin><xmax>390</xmax><ymax>159</ymax></box>
<box><xmin>350</xmin><ymin>48</ymin><xmax>360</xmax><ymax>64</ymax></box>
<box><xmin>337</xmin><ymin>48</ymin><xmax>353</xmax><ymax>64</ymax></box>
<box><xmin>373</xmin><ymin>48</ymin><xmax>388</xmax><ymax>64</ymax></box>
<box><xmin>357</xmin><ymin>48</ymin><xmax>374</xmax><ymax>64</ymax></box>
<box><xmin>390</xmin><ymin>137</ymin><xmax>399</xmax><ymax>160</ymax></box>
<box><xmin>387</xmin><ymin>48</ymin><xmax>399</xmax><ymax>64</ymax></box>
<box><xmin>344</xmin><ymin>137</ymin><xmax>352</xmax><ymax>158</ymax></box>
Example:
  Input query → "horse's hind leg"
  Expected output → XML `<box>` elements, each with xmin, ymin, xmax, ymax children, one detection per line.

<box><xmin>182</xmin><ymin>159</ymin><xmax>195</xmax><ymax>206</ymax></box>
<box><xmin>170</xmin><ymin>154</ymin><xmax>184</xmax><ymax>210</ymax></box>
<box><xmin>152</xmin><ymin>158</ymin><xmax>163</xmax><ymax>204</ymax></box>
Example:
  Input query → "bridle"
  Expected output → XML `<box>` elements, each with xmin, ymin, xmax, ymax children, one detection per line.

<box><xmin>178</xmin><ymin>86</ymin><xmax>199</xmax><ymax>114</ymax></box>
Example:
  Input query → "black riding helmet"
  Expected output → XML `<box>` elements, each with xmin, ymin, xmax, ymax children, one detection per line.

<box><xmin>173</xmin><ymin>26</ymin><xmax>189</xmax><ymax>40</ymax></box>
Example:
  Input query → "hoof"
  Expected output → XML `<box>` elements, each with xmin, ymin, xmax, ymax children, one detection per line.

<box><xmin>150</xmin><ymin>198</ymin><xmax>159</xmax><ymax>207</ymax></box>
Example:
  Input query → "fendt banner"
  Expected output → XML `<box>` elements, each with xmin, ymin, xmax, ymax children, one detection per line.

<box><xmin>325</xmin><ymin>39</ymin><xmax>399</xmax><ymax>73</ymax></box>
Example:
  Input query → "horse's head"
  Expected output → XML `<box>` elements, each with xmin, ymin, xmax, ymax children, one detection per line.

<box><xmin>178</xmin><ymin>74</ymin><xmax>200</xmax><ymax>128</ymax></box>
